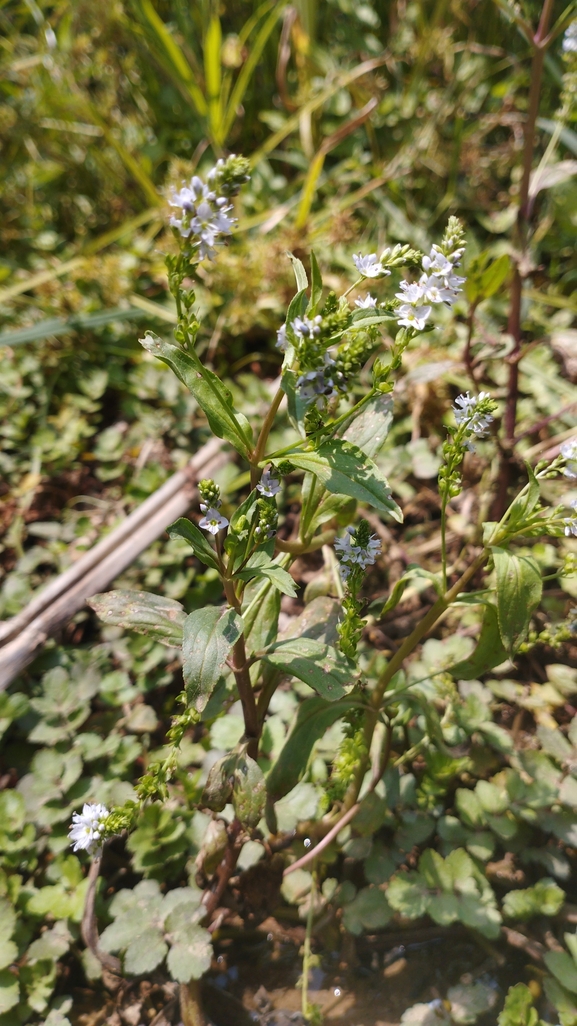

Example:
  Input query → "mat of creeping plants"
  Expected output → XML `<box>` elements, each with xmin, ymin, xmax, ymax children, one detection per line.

<box><xmin>1</xmin><ymin>3</ymin><xmax>577</xmax><ymax>1026</ymax></box>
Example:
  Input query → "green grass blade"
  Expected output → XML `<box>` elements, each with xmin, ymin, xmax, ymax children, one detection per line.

<box><xmin>204</xmin><ymin>15</ymin><xmax>224</xmax><ymax>147</ymax></box>
<box><xmin>136</xmin><ymin>0</ymin><xmax>207</xmax><ymax>116</ymax></box>
<box><xmin>222</xmin><ymin>2</ymin><xmax>283</xmax><ymax>142</ymax></box>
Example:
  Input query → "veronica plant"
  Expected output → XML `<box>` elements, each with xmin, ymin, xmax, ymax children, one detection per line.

<box><xmin>75</xmin><ymin>155</ymin><xmax>577</xmax><ymax>1017</ymax></box>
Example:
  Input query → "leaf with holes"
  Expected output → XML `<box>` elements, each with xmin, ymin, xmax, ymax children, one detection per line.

<box><xmin>88</xmin><ymin>590</ymin><xmax>186</xmax><ymax>647</ymax></box>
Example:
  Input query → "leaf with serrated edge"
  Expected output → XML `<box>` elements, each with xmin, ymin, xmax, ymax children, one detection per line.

<box><xmin>271</xmin><ymin>439</ymin><xmax>402</xmax><ymax>520</ymax></box>
<box><xmin>492</xmin><ymin>547</ymin><xmax>542</xmax><ymax>655</ymax></box>
<box><xmin>140</xmin><ymin>332</ymin><xmax>251</xmax><ymax>456</ymax></box>
<box><xmin>263</xmin><ymin>637</ymin><xmax>354</xmax><ymax>701</ymax></box>
<box><xmin>182</xmin><ymin>606</ymin><xmax>243</xmax><ymax>712</ymax></box>
<box><xmin>167</xmin><ymin>517</ymin><xmax>220</xmax><ymax>571</ymax></box>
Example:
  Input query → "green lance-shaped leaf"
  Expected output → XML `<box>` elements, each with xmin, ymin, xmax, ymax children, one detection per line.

<box><xmin>262</xmin><ymin>637</ymin><xmax>355</xmax><ymax>701</ymax></box>
<box><xmin>266</xmin><ymin>695</ymin><xmax>358</xmax><ymax>802</ymax></box>
<box><xmin>234</xmin><ymin>550</ymin><xmax>297</xmax><ymax>597</ymax></box>
<box><xmin>167</xmin><ymin>517</ymin><xmax>220</xmax><ymax>571</ymax></box>
<box><xmin>492</xmin><ymin>547</ymin><xmax>542</xmax><ymax>655</ymax></box>
<box><xmin>288</xmin><ymin>252</ymin><xmax>309</xmax><ymax>292</ymax></box>
<box><xmin>140</xmin><ymin>332</ymin><xmax>252</xmax><ymax>458</ymax></box>
<box><xmin>338</xmin><ymin>391</ymin><xmax>394</xmax><ymax>460</ymax></box>
<box><xmin>88</xmin><ymin>589</ymin><xmax>186</xmax><ymax>647</ymax></box>
<box><xmin>308</xmin><ymin>250</ymin><xmax>323</xmax><ymax>313</ymax></box>
<box><xmin>449</xmin><ymin>603</ymin><xmax>508</xmax><ymax>680</ymax></box>
<box><xmin>182</xmin><ymin>606</ymin><xmax>243</xmax><ymax>712</ymax></box>
<box><xmin>270</xmin><ymin>439</ymin><xmax>402</xmax><ymax>520</ymax></box>
<box><xmin>544</xmin><ymin>949</ymin><xmax>577</xmax><ymax>995</ymax></box>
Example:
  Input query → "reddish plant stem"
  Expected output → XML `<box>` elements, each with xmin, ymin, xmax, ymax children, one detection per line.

<box><xmin>81</xmin><ymin>856</ymin><xmax>122</xmax><ymax>980</ymax></box>
<box><xmin>201</xmin><ymin>819</ymin><xmax>243</xmax><ymax>919</ymax></box>
<box><xmin>230</xmin><ymin>633</ymin><xmax>260</xmax><ymax>760</ymax></box>
<box><xmin>501</xmin><ymin>0</ymin><xmax>554</xmax><ymax>445</ymax></box>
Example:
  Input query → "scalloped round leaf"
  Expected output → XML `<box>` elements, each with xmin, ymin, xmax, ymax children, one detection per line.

<box><xmin>124</xmin><ymin>927</ymin><xmax>167</xmax><ymax>976</ymax></box>
<box><xmin>166</xmin><ymin>927</ymin><xmax>213</xmax><ymax>983</ymax></box>
<box><xmin>342</xmin><ymin>885</ymin><xmax>393</xmax><ymax>935</ymax></box>
<box><xmin>0</xmin><ymin>968</ymin><xmax>20</xmax><ymax>1013</ymax></box>
<box><xmin>447</xmin><ymin>981</ymin><xmax>498</xmax><ymax>1024</ymax></box>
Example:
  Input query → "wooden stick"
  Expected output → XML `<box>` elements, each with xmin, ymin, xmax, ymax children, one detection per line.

<box><xmin>0</xmin><ymin>440</ymin><xmax>225</xmax><ymax>689</ymax></box>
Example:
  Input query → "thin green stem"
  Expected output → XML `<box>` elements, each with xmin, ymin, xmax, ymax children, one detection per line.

<box><xmin>302</xmin><ymin>866</ymin><xmax>317</xmax><ymax>1021</ymax></box>
<box><xmin>343</xmin><ymin>275</ymin><xmax>365</xmax><ymax>298</ymax></box>
<box><xmin>251</xmin><ymin>387</ymin><xmax>284</xmax><ymax>486</ymax></box>
<box><xmin>440</xmin><ymin>499</ymin><xmax>448</xmax><ymax>593</ymax></box>
<box><xmin>341</xmin><ymin>549</ymin><xmax>488</xmax><ymax>812</ymax></box>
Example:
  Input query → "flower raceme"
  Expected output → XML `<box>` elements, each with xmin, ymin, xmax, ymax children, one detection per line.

<box><xmin>453</xmin><ymin>391</ymin><xmax>495</xmax><ymax>437</ymax></box>
<box><xmin>168</xmin><ymin>155</ymin><xmax>249</xmax><ymax>261</ymax></box>
<box><xmin>335</xmin><ymin>523</ymin><xmax>382</xmax><ymax>582</ymax></box>
<box><xmin>69</xmin><ymin>803</ymin><xmax>109</xmax><ymax>855</ymax></box>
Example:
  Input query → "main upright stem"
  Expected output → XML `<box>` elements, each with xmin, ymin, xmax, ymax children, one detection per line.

<box><xmin>502</xmin><ymin>0</ymin><xmax>555</xmax><ymax>442</ymax></box>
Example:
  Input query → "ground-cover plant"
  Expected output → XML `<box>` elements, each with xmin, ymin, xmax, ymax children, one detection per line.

<box><xmin>55</xmin><ymin>151</ymin><xmax>577</xmax><ymax>1026</ymax></box>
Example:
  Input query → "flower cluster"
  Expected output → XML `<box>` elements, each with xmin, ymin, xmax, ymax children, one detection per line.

<box><xmin>396</xmin><ymin>240</ymin><xmax>465</xmax><ymax>331</ymax></box>
<box><xmin>561</xmin><ymin>439</ymin><xmax>577</xmax><ymax>479</ymax></box>
<box><xmin>169</xmin><ymin>176</ymin><xmax>235</xmax><ymax>260</ymax></box>
<box><xmin>198</xmin><ymin>478</ymin><xmax>229</xmax><ymax>534</ymax></box>
<box><xmin>254</xmin><ymin>498</ymin><xmax>278</xmax><ymax>539</ymax></box>
<box><xmin>335</xmin><ymin>522</ymin><xmax>381</xmax><ymax>582</ymax></box>
<box><xmin>296</xmin><ymin>354</ymin><xmax>339</xmax><ymax>407</ymax></box>
<box><xmin>69</xmin><ymin>803</ymin><xmax>109</xmax><ymax>855</ymax></box>
<box><xmin>292</xmin><ymin>314</ymin><xmax>322</xmax><ymax>340</ymax></box>
<box><xmin>453</xmin><ymin>391</ymin><xmax>495</xmax><ymax>438</ymax></box>
<box><xmin>169</xmin><ymin>154</ymin><xmax>249</xmax><ymax>261</ymax></box>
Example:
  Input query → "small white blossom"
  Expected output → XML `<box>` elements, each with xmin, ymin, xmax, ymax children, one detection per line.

<box><xmin>563</xmin><ymin>500</ymin><xmax>577</xmax><ymax>537</ymax></box>
<box><xmin>422</xmin><ymin>248</ymin><xmax>454</xmax><ymax>277</ymax></box>
<box><xmin>397</xmin><ymin>304</ymin><xmax>432</xmax><ymax>330</ymax></box>
<box><xmin>561</xmin><ymin>439</ymin><xmax>577</xmax><ymax>479</ymax></box>
<box><xmin>257</xmin><ymin>471</ymin><xmax>281</xmax><ymax>497</ymax></box>
<box><xmin>69</xmin><ymin>803</ymin><xmax>109</xmax><ymax>855</ymax></box>
<box><xmin>292</xmin><ymin>314</ymin><xmax>322</xmax><ymax>339</ymax></box>
<box><xmin>418</xmin><ymin>273</ymin><xmax>457</xmax><ymax>304</ymax></box>
<box><xmin>199</xmin><ymin>508</ymin><xmax>229</xmax><ymax>534</ymax></box>
<box><xmin>421</xmin><ymin>246</ymin><xmax>466</xmax><ymax>292</ymax></box>
<box><xmin>396</xmin><ymin>281</ymin><xmax>425</xmax><ymax>304</ymax></box>
<box><xmin>562</xmin><ymin>20</ymin><xmax>577</xmax><ymax>52</ymax></box>
<box><xmin>276</xmin><ymin>323</ymin><xmax>287</xmax><ymax>351</ymax></box>
<box><xmin>453</xmin><ymin>391</ymin><xmax>494</xmax><ymax>436</ymax></box>
<box><xmin>354</xmin><ymin>294</ymin><xmax>378</xmax><ymax>309</ymax></box>
<box><xmin>353</xmin><ymin>253</ymin><xmax>390</xmax><ymax>279</ymax></box>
